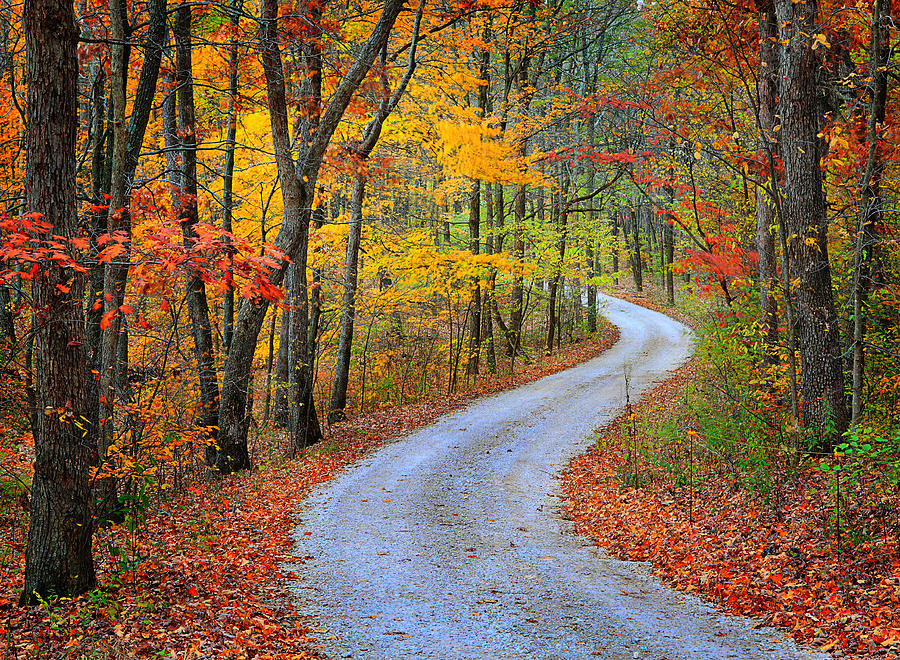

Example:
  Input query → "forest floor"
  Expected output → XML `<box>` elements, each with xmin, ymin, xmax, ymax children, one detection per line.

<box><xmin>0</xmin><ymin>324</ymin><xmax>618</xmax><ymax>658</ymax></box>
<box><xmin>562</xmin><ymin>286</ymin><xmax>900</xmax><ymax>659</ymax></box>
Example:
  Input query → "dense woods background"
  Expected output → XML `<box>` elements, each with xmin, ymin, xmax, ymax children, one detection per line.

<box><xmin>1</xmin><ymin>0</ymin><xmax>900</xmax><ymax>653</ymax></box>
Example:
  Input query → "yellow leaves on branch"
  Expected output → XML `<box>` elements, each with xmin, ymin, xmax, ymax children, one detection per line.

<box><xmin>363</xmin><ymin>228</ymin><xmax>524</xmax><ymax>301</ymax></box>
<box><xmin>434</xmin><ymin>119</ymin><xmax>548</xmax><ymax>188</ymax></box>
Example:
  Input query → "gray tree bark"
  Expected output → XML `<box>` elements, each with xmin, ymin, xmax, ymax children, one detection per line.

<box><xmin>775</xmin><ymin>0</ymin><xmax>848</xmax><ymax>442</ymax></box>
<box><xmin>20</xmin><ymin>0</ymin><xmax>96</xmax><ymax>603</ymax></box>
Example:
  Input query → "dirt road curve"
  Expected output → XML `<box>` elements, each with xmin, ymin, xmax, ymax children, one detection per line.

<box><xmin>290</xmin><ymin>294</ymin><xmax>826</xmax><ymax>660</ymax></box>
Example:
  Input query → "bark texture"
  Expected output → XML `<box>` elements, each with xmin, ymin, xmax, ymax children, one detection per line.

<box><xmin>21</xmin><ymin>0</ymin><xmax>96</xmax><ymax>603</ymax></box>
<box><xmin>775</xmin><ymin>0</ymin><xmax>848</xmax><ymax>441</ymax></box>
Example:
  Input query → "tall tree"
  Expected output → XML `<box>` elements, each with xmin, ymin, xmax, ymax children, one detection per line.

<box><xmin>215</xmin><ymin>0</ymin><xmax>406</xmax><ymax>470</ymax></box>
<box><xmin>20</xmin><ymin>0</ymin><xmax>96</xmax><ymax>603</ymax></box>
<box><xmin>851</xmin><ymin>0</ymin><xmax>890</xmax><ymax>425</ymax></box>
<box><xmin>775</xmin><ymin>0</ymin><xmax>848</xmax><ymax>440</ymax></box>
<box><xmin>755</xmin><ymin>0</ymin><xmax>779</xmax><ymax>363</ymax></box>
<box><xmin>174</xmin><ymin>4</ymin><xmax>220</xmax><ymax>465</ymax></box>
<box><xmin>329</xmin><ymin>1</ymin><xmax>424</xmax><ymax>422</ymax></box>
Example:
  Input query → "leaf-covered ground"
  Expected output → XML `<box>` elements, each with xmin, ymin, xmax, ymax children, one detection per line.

<box><xmin>0</xmin><ymin>327</ymin><xmax>618</xmax><ymax>658</ymax></box>
<box><xmin>562</xmin><ymin>360</ymin><xmax>900</xmax><ymax>660</ymax></box>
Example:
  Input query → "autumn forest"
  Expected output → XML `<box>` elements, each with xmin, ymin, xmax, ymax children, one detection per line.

<box><xmin>1</xmin><ymin>0</ymin><xmax>900</xmax><ymax>655</ymax></box>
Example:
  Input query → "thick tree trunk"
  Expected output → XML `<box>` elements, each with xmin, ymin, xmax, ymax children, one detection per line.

<box><xmin>757</xmin><ymin>5</ymin><xmax>780</xmax><ymax>363</ymax></box>
<box><xmin>775</xmin><ymin>0</ymin><xmax>848</xmax><ymax>442</ymax></box>
<box><xmin>288</xmin><ymin>233</ymin><xmax>322</xmax><ymax>452</ymax></box>
<box><xmin>174</xmin><ymin>5</ymin><xmax>220</xmax><ymax>466</ymax></box>
<box><xmin>21</xmin><ymin>0</ymin><xmax>96</xmax><ymax>603</ymax></box>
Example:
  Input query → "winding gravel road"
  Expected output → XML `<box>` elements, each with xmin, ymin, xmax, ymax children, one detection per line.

<box><xmin>290</xmin><ymin>294</ymin><xmax>826</xmax><ymax>659</ymax></box>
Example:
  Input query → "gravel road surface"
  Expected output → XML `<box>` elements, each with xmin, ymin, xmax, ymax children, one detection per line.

<box><xmin>290</xmin><ymin>294</ymin><xmax>826</xmax><ymax>659</ymax></box>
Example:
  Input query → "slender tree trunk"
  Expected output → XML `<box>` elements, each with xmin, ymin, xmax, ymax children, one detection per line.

<box><xmin>483</xmin><ymin>172</ymin><xmax>497</xmax><ymax>373</ymax></box>
<box><xmin>95</xmin><ymin>0</ymin><xmax>129</xmax><ymax>520</ymax></box>
<box><xmin>262</xmin><ymin>307</ymin><xmax>277</xmax><ymax>425</ymax></box>
<box><xmin>329</xmin><ymin>174</ymin><xmax>365</xmax><ymax>423</ymax></box>
<box><xmin>757</xmin><ymin>4</ymin><xmax>780</xmax><ymax>363</ymax></box>
<box><xmin>511</xmin><ymin>182</ymin><xmax>526</xmax><ymax>349</ymax></box>
<box><xmin>547</xmin><ymin>172</ymin><xmax>568</xmax><ymax>352</ymax></box>
<box><xmin>326</xmin><ymin>1</ymin><xmax>423</xmax><ymax>421</ymax></box>
<box><xmin>21</xmin><ymin>0</ymin><xmax>96</xmax><ymax>603</ymax></box>
<box><xmin>466</xmin><ymin>179</ymin><xmax>481</xmax><ymax>375</ymax></box>
<box><xmin>510</xmin><ymin>49</ymin><xmax>530</xmax><ymax>352</ymax></box>
<box><xmin>775</xmin><ymin>0</ymin><xmax>848</xmax><ymax>441</ymax></box>
<box><xmin>273</xmin><ymin>265</ymin><xmax>291</xmax><ymax>426</ymax></box>
<box><xmin>630</xmin><ymin>207</ymin><xmax>643</xmax><ymax>291</ymax></box>
<box><xmin>174</xmin><ymin>5</ymin><xmax>220</xmax><ymax>465</ymax></box>
<box><xmin>851</xmin><ymin>0</ymin><xmax>889</xmax><ymax>425</ymax></box>
<box><xmin>92</xmin><ymin>0</ymin><xmax>164</xmax><ymax>515</ymax></box>
<box><xmin>611</xmin><ymin>210</ymin><xmax>619</xmax><ymax>285</ymax></box>
<box><xmin>664</xmin><ymin>219</ymin><xmax>675</xmax><ymax>305</ymax></box>
<box><xmin>222</xmin><ymin>0</ymin><xmax>243</xmax><ymax>354</ymax></box>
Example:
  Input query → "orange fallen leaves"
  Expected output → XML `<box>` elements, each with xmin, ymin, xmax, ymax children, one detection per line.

<box><xmin>562</xmin><ymin>359</ymin><xmax>900</xmax><ymax>659</ymax></box>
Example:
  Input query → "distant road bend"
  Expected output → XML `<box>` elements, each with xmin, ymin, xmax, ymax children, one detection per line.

<box><xmin>290</xmin><ymin>294</ymin><xmax>825</xmax><ymax>660</ymax></box>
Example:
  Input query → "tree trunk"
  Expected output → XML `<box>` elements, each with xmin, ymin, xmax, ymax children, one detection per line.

<box><xmin>611</xmin><ymin>210</ymin><xmax>619</xmax><ymax>285</ymax></box>
<box><xmin>483</xmin><ymin>173</ymin><xmax>497</xmax><ymax>373</ymax></box>
<box><xmin>329</xmin><ymin>174</ymin><xmax>365</xmax><ymax>423</ymax></box>
<box><xmin>174</xmin><ymin>5</ymin><xmax>220</xmax><ymax>466</ymax></box>
<box><xmin>326</xmin><ymin>1</ymin><xmax>423</xmax><ymax>421</ymax></box>
<box><xmin>273</xmin><ymin>264</ymin><xmax>291</xmax><ymax>427</ymax></box>
<box><xmin>222</xmin><ymin>0</ymin><xmax>243</xmax><ymax>354</ymax></box>
<box><xmin>664</xmin><ymin>219</ymin><xmax>675</xmax><ymax>305</ymax></box>
<box><xmin>214</xmin><ymin>0</ymin><xmax>406</xmax><ymax>469</ymax></box>
<box><xmin>757</xmin><ymin>4</ymin><xmax>780</xmax><ymax>363</ymax></box>
<box><xmin>511</xmin><ymin>182</ymin><xmax>526</xmax><ymax>350</ymax></box>
<box><xmin>90</xmin><ymin>0</ymin><xmax>165</xmax><ymax>514</ymax></box>
<box><xmin>510</xmin><ymin>49</ymin><xmax>530</xmax><ymax>352</ymax></box>
<box><xmin>629</xmin><ymin>207</ymin><xmax>643</xmax><ymax>291</ymax></box>
<box><xmin>466</xmin><ymin>179</ymin><xmax>481</xmax><ymax>375</ymax></box>
<box><xmin>775</xmin><ymin>0</ymin><xmax>848</xmax><ymax>442</ymax></box>
<box><xmin>851</xmin><ymin>0</ymin><xmax>889</xmax><ymax>425</ymax></box>
<box><xmin>21</xmin><ymin>0</ymin><xmax>96</xmax><ymax>603</ymax></box>
<box><xmin>95</xmin><ymin>0</ymin><xmax>129</xmax><ymax>521</ymax></box>
<box><xmin>547</xmin><ymin>172</ymin><xmax>568</xmax><ymax>353</ymax></box>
